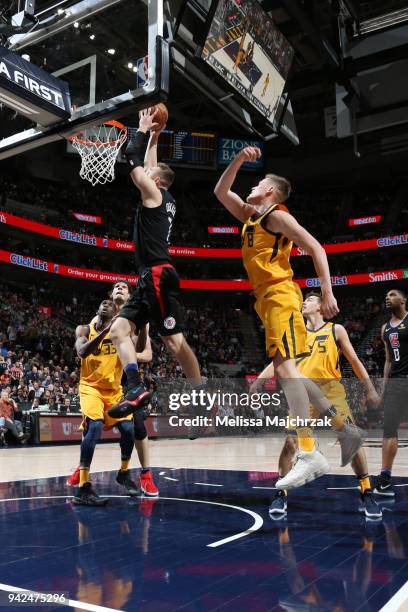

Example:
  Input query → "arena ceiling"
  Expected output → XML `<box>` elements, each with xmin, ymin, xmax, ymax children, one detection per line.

<box><xmin>1</xmin><ymin>0</ymin><xmax>408</xmax><ymax>178</ymax></box>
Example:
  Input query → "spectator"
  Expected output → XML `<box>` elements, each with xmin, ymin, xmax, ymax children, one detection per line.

<box><xmin>0</xmin><ymin>389</ymin><xmax>26</xmax><ymax>443</ymax></box>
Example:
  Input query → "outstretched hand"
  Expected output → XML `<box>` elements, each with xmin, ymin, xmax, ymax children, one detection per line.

<box><xmin>237</xmin><ymin>146</ymin><xmax>262</xmax><ymax>163</ymax></box>
<box><xmin>320</xmin><ymin>293</ymin><xmax>339</xmax><ymax>319</ymax></box>
<box><xmin>139</xmin><ymin>107</ymin><xmax>160</xmax><ymax>132</ymax></box>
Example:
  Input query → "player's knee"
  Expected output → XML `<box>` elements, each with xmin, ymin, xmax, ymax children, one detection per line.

<box><xmin>274</xmin><ymin>357</ymin><xmax>297</xmax><ymax>379</ymax></box>
<box><xmin>134</xmin><ymin>412</ymin><xmax>147</xmax><ymax>441</ymax></box>
<box><xmin>383</xmin><ymin>424</ymin><xmax>398</xmax><ymax>439</ymax></box>
<box><xmin>163</xmin><ymin>333</ymin><xmax>184</xmax><ymax>355</ymax></box>
<box><xmin>110</xmin><ymin>317</ymin><xmax>131</xmax><ymax>344</ymax></box>
<box><xmin>118</xmin><ymin>419</ymin><xmax>135</xmax><ymax>441</ymax></box>
<box><xmin>83</xmin><ymin>419</ymin><xmax>103</xmax><ymax>442</ymax></box>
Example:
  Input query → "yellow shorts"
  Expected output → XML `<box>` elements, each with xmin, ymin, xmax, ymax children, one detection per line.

<box><xmin>310</xmin><ymin>380</ymin><xmax>354</xmax><ymax>424</ymax></box>
<box><xmin>254</xmin><ymin>280</ymin><xmax>308</xmax><ymax>359</ymax></box>
<box><xmin>79</xmin><ymin>384</ymin><xmax>132</xmax><ymax>430</ymax></box>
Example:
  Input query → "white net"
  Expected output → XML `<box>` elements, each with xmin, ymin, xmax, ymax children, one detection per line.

<box><xmin>69</xmin><ymin>122</ymin><xmax>127</xmax><ymax>187</ymax></box>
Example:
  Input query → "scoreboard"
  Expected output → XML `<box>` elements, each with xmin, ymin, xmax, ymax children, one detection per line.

<box><xmin>158</xmin><ymin>129</ymin><xmax>217</xmax><ymax>169</ymax></box>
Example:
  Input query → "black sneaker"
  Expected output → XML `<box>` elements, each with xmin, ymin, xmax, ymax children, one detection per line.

<box><xmin>116</xmin><ymin>469</ymin><xmax>139</xmax><ymax>496</ymax></box>
<box><xmin>269</xmin><ymin>490</ymin><xmax>288</xmax><ymax>516</ymax></box>
<box><xmin>359</xmin><ymin>490</ymin><xmax>383</xmax><ymax>519</ymax></box>
<box><xmin>373</xmin><ymin>474</ymin><xmax>395</xmax><ymax>497</ymax></box>
<box><xmin>108</xmin><ymin>384</ymin><xmax>151</xmax><ymax>419</ymax></box>
<box><xmin>72</xmin><ymin>482</ymin><xmax>109</xmax><ymax>506</ymax></box>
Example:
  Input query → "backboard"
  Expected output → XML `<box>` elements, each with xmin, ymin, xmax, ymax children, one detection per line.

<box><xmin>0</xmin><ymin>0</ymin><xmax>169</xmax><ymax>160</ymax></box>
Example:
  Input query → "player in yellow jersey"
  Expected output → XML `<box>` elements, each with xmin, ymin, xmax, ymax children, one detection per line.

<box><xmin>214</xmin><ymin>146</ymin><xmax>364</xmax><ymax>491</ymax></box>
<box><xmin>72</xmin><ymin>283</ymin><xmax>154</xmax><ymax>506</ymax></box>
<box><xmin>257</xmin><ymin>292</ymin><xmax>381</xmax><ymax>518</ymax></box>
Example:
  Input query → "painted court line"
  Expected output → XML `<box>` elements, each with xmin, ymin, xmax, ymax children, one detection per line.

<box><xmin>194</xmin><ymin>482</ymin><xmax>223</xmax><ymax>487</ymax></box>
<box><xmin>164</xmin><ymin>476</ymin><xmax>179</xmax><ymax>481</ymax></box>
<box><xmin>379</xmin><ymin>579</ymin><xmax>408</xmax><ymax>612</ymax></box>
<box><xmin>0</xmin><ymin>583</ymin><xmax>117</xmax><ymax>612</ymax></box>
<box><xmin>157</xmin><ymin>497</ymin><xmax>263</xmax><ymax>547</ymax></box>
<box><xmin>326</xmin><ymin>486</ymin><xmax>360</xmax><ymax>490</ymax></box>
<box><xmin>252</xmin><ymin>486</ymin><xmax>276</xmax><ymax>490</ymax></box>
<box><xmin>0</xmin><ymin>495</ymin><xmax>262</xmax><ymax>548</ymax></box>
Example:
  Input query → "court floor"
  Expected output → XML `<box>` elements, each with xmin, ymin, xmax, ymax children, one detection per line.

<box><xmin>0</xmin><ymin>435</ymin><xmax>407</xmax><ymax>612</ymax></box>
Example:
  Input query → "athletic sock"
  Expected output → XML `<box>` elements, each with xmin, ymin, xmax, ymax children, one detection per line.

<box><xmin>363</xmin><ymin>538</ymin><xmax>374</xmax><ymax>553</ymax></box>
<box><xmin>121</xmin><ymin>459</ymin><xmax>130</xmax><ymax>472</ymax></box>
<box><xmin>279</xmin><ymin>527</ymin><xmax>290</xmax><ymax>545</ymax></box>
<box><xmin>357</xmin><ymin>473</ymin><xmax>371</xmax><ymax>494</ymax></box>
<box><xmin>79</xmin><ymin>467</ymin><xmax>90</xmax><ymax>487</ymax></box>
<box><xmin>124</xmin><ymin>363</ymin><xmax>141</xmax><ymax>388</ymax></box>
<box><xmin>297</xmin><ymin>427</ymin><xmax>314</xmax><ymax>452</ymax></box>
<box><xmin>141</xmin><ymin>468</ymin><xmax>150</xmax><ymax>474</ymax></box>
<box><xmin>321</xmin><ymin>404</ymin><xmax>345</xmax><ymax>431</ymax></box>
<box><xmin>381</xmin><ymin>468</ymin><xmax>392</xmax><ymax>479</ymax></box>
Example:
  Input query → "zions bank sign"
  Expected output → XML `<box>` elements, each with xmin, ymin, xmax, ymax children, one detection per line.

<box><xmin>218</xmin><ymin>137</ymin><xmax>264</xmax><ymax>170</ymax></box>
<box><xmin>0</xmin><ymin>46</ymin><xmax>71</xmax><ymax>126</ymax></box>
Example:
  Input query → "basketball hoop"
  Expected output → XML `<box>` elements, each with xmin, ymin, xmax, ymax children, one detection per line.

<box><xmin>68</xmin><ymin>120</ymin><xmax>128</xmax><ymax>186</ymax></box>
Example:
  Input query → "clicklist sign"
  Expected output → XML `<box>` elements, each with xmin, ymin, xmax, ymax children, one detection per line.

<box><xmin>218</xmin><ymin>137</ymin><xmax>264</xmax><ymax>170</ymax></box>
<box><xmin>0</xmin><ymin>45</ymin><xmax>71</xmax><ymax>126</ymax></box>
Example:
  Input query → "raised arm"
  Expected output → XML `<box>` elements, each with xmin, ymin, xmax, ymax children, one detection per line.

<box><xmin>144</xmin><ymin>119</ymin><xmax>166</xmax><ymax>171</ymax></box>
<box><xmin>266</xmin><ymin>210</ymin><xmax>339</xmax><ymax>319</ymax></box>
<box><xmin>214</xmin><ymin>147</ymin><xmax>259</xmax><ymax>222</ymax></box>
<box><xmin>125</xmin><ymin>109</ymin><xmax>162</xmax><ymax>207</ymax></box>
<box><xmin>335</xmin><ymin>324</ymin><xmax>380</xmax><ymax>405</ymax></box>
<box><xmin>75</xmin><ymin>323</ymin><xmax>111</xmax><ymax>359</ymax></box>
<box><xmin>131</xmin><ymin>324</ymin><xmax>152</xmax><ymax>362</ymax></box>
<box><xmin>144</xmin><ymin>131</ymin><xmax>159</xmax><ymax>171</ymax></box>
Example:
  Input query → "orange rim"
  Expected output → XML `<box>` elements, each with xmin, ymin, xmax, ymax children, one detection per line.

<box><xmin>68</xmin><ymin>120</ymin><xmax>127</xmax><ymax>147</ymax></box>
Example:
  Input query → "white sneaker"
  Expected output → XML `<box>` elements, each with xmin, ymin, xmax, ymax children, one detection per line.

<box><xmin>275</xmin><ymin>450</ymin><xmax>330</xmax><ymax>490</ymax></box>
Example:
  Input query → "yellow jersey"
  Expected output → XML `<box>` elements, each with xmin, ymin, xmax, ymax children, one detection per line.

<box><xmin>241</xmin><ymin>203</ymin><xmax>294</xmax><ymax>293</ymax></box>
<box><xmin>297</xmin><ymin>322</ymin><xmax>341</xmax><ymax>380</ymax></box>
<box><xmin>79</xmin><ymin>322</ymin><xmax>123</xmax><ymax>391</ymax></box>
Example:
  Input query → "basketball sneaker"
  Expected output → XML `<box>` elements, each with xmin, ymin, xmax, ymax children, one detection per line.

<box><xmin>66</xmin><ymin>467</ymin><xmax>80</xmax><ymax>486</ymax></box>
<box><xmin>116</xmin><ymin>469</ymin><xmax>139</xmax><ymax>496</ymax></box>
<box><xmin>72</xmin><ymin>482</ymin><xmax>109</xmax><ymax>506</ymax></box>
<box><xmin>139</xmin><ymin>498</ymin><xmax>159</xmax><ymax>517</ymax></box>
<box><xmin>275</xmin><ymin>449</ymin><xmax>330</xmax><ymax>490</ymax></box>
<box><xmin>269</xmin><ymin>490</ymin><xmax>287</xmax><ymax>515</ymax></box>
<box><xmin>373</xmin><ymin>474</ymin><xmax>395</xmax><ymax>497</ymax></box>
<box><xmin>337</xmin><ymin>423</ymin><xmax>366</xmax><ymax>467</ymax></box>
<box><xmin>108</xmin><ymin>384</ymin><xmax>151</xmax><ymax>419</ymax></box>
<box><xmin>359</xmin><ymin>490</ymin><xmax>383</xmax><ymax>519</ymax></box>
<box><xmin>140</xmin><ymin>470</ymin><xmax>159</xmax><ymax>497</ymax></box>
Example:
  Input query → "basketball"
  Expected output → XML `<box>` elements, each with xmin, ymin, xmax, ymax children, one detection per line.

<box><xmin>151</xmin><ymin>102</ymin><xmax>168</xmax><ymax>130</ymax></box>
<box><xmin>139</xmin><ymin>103</ymin><xmax>168</xmax><ymax>131</ymax></box>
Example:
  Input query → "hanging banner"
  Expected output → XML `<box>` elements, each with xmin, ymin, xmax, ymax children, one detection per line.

<box><xmin>72</xmin><ymin>212</ymin><xmax>102</xmax><ymax>224</ymax></box>
<box><xmin>1</xmin><ymin>249</ymin><xmax>404</xmax><ymax>289</ymax></box>
<box><xmin>1</xmin><ymin>211</ymin><xmax>407</xmax><ymax>258</ymax></box>
<box><xmin>348</xmin><ymin>215</ymin><xmax>382</xmax><ymax>227</ymax></box>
